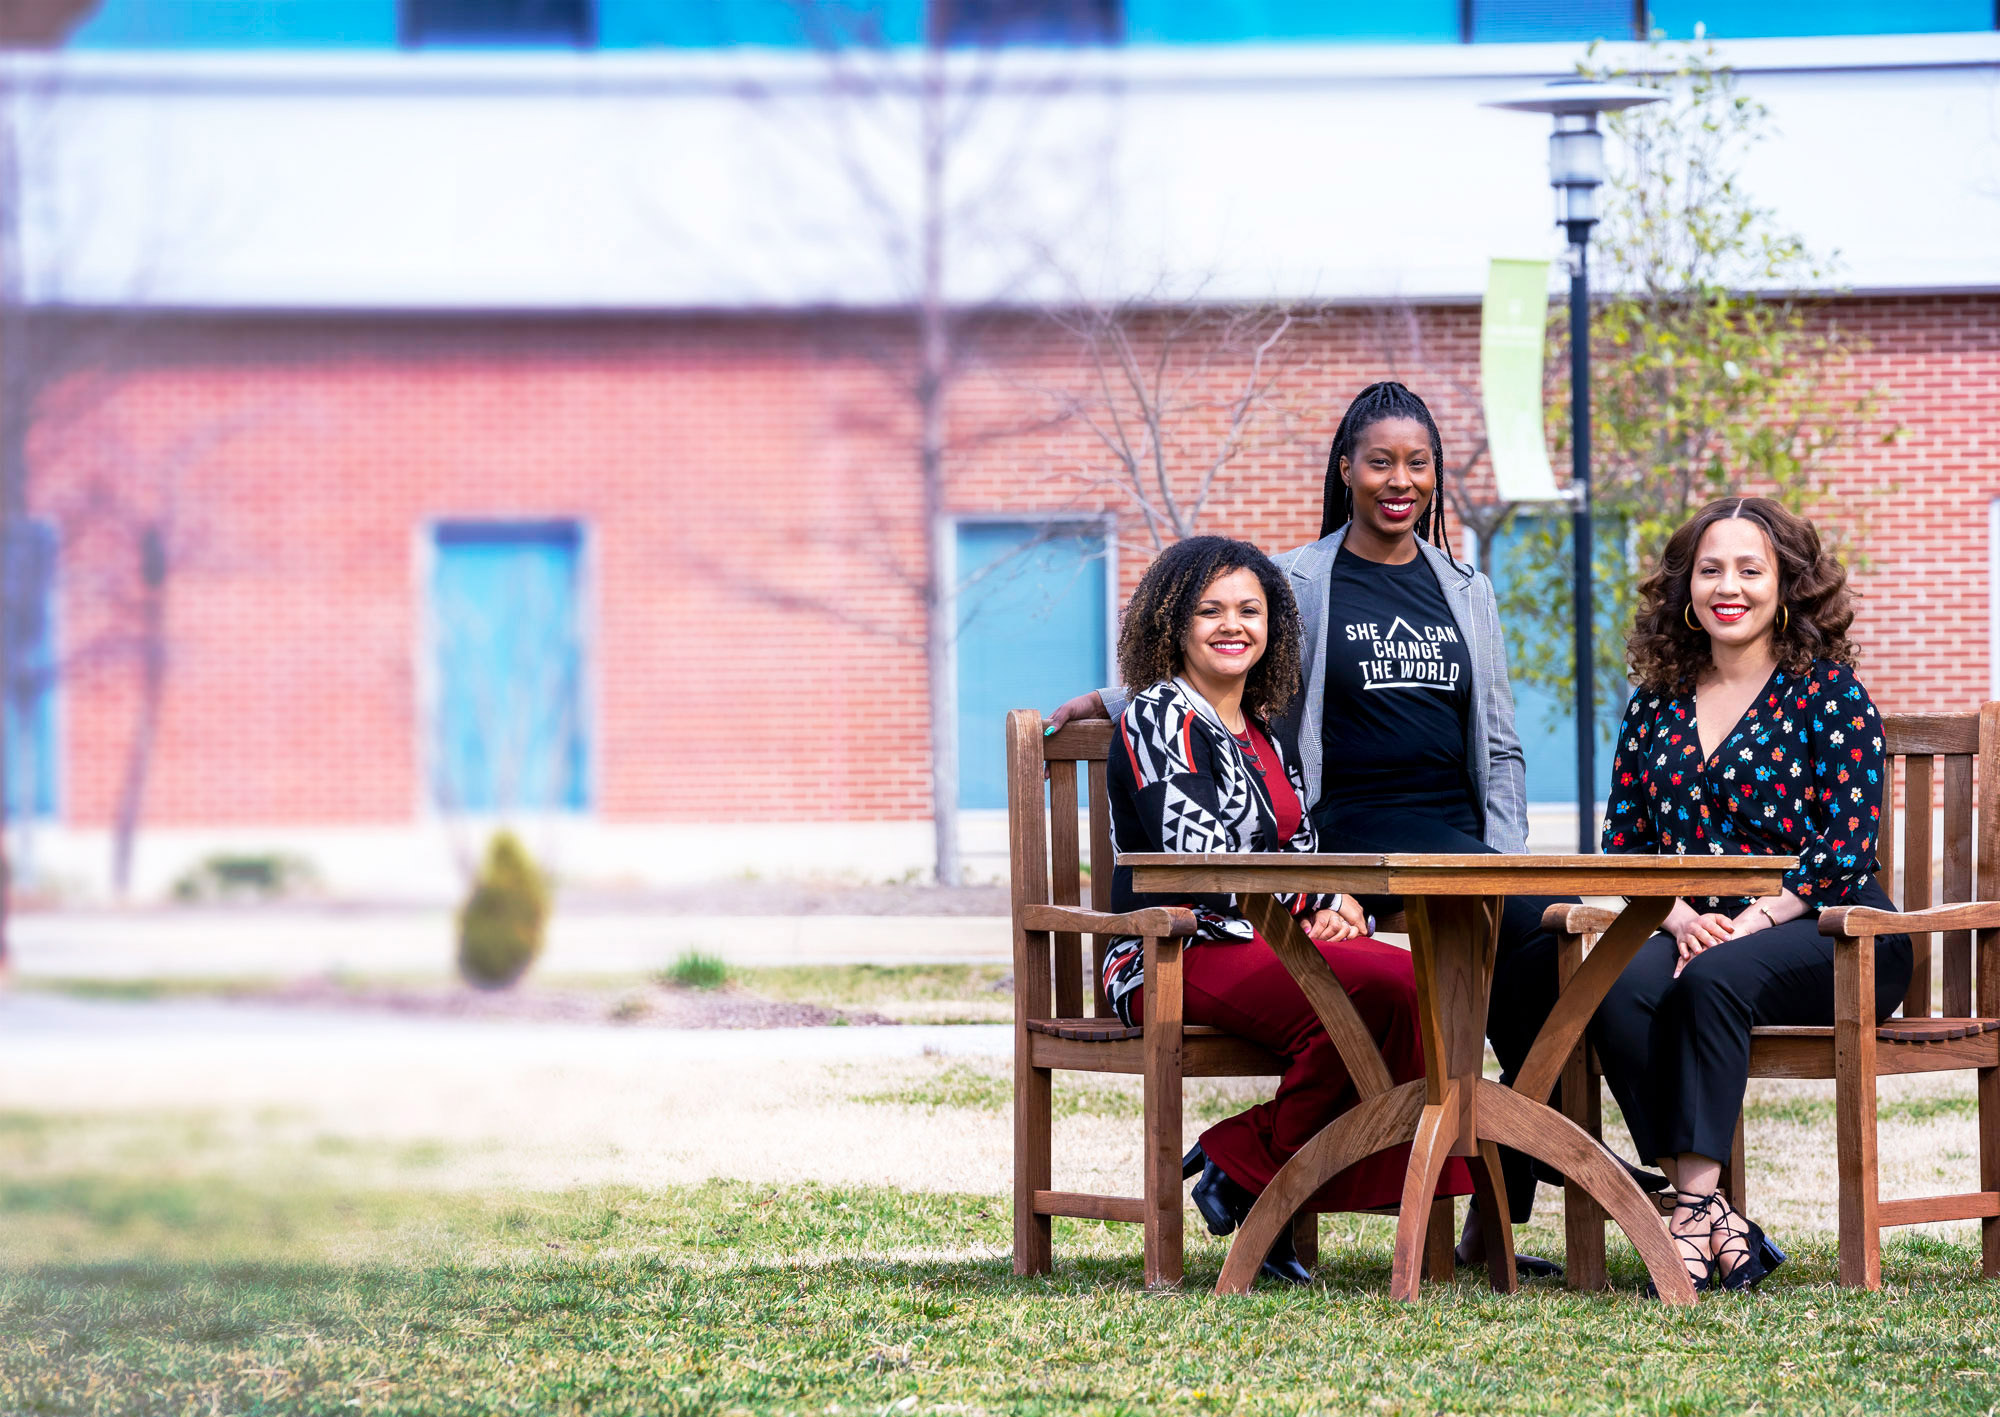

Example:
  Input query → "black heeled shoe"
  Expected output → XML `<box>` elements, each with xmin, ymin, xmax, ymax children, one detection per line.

<box><xmin>1189</xmin><ymin>1156</ymin><xmax>1253</xmax><ymax>1237</ymax></box>
<box><xmin>1711</xmin><ymin>1195</ymin><xmax>1784</xmax><ymax>1292</ymax></box>
<box><xmin>1185</xmin><ymin>1148</ymin><xmax>1313</xmax><ymax>1285</ymax></box>
<box><xmin>1648</xmin><ymin>1189</ymin><xmax>1720</xmax><ymax>1298</ymax></box>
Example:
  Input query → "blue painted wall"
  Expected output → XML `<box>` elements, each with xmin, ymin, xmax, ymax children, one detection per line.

<box><xmin>1649</xmin><ymin>0</ymin><xmax>1990</xmax><ymax>35</ymax></box>
<box><xmin>430</xmin><ymin>521</ymin><xmax>589</xmax><ymax>813</ymax></box>
<box><xmin>955</xmin><ymin>522</ymin><xmax>1107</xmax><ymax>810</ymax></box>
<box><xmin>69</xmin><ymin>0</ymin><xmax>1987</xmax><ymax>46</ymax></box>
<box><xmin>1126</xmin><ymin>0</ymin><xmax>1457</xmax><ymax>43</ymax></box>
<box><xmin>71</xmin><ymin>0</ymin><xmax>401</xmax><ymax>46</ymax></box>
<box><xmin>2</xmin><ymin>523</ymin><xmax>59</xmax><ymax>822</ymax></box>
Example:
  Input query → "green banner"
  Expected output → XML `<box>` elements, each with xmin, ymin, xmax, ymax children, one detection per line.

<box><xmin>1480</xmin><ymin>258</ymin><xmax>1560</xmax><ymax>503</ymax></box>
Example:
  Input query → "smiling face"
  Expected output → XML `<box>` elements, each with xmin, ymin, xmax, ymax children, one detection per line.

<box><xmin>1179</xmin><ymin>566</ymin><xmax>1268</xmax><ymax>690</ymax></box>
<box><xmin>1688</xmin><ymin>515</ymin><xmax>1782</xmax><ymax>650</ymax></box>
<box><xmin>1341</xmin><ymin>416</ymin><xmax>1435</xmax><ymax>561</ymax></box>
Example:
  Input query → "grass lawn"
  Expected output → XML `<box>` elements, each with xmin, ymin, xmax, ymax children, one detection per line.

<box><xmin>7</xmin><ymin>1153</ymin><xmax>2000</xmax><ymax>1415</ymax></box>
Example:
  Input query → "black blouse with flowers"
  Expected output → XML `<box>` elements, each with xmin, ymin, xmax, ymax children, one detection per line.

<box><xmin>1601</xmin><ymin>658</ymin><xmax>1884</xmax><ymax>914</ymax></box>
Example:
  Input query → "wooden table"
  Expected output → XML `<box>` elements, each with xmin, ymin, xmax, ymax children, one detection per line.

<box><xmin>1120</xmin><ymin>852</ymin><xmax>1794</xmax><ymax>1305</ymax></box>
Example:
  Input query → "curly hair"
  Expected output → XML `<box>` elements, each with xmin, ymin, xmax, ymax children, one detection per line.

<box><xmin>1319</xmin><ymin>380</ymin><xmax>1462</xmax><ymax>568</ymax></box>
<box><xmin>1628</xmin><ymin>496</ymin><xmax>1857</xmax><ymax>692</ymax></box>
<box><xmin>1117</xmin><ymin>536</ymin><xmax>1304</xmax><ymax>722</ymax></box>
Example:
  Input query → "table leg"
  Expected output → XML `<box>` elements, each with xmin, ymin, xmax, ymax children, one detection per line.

<box><xmin>1239</xmin><ymin>893</ymin><xmax>1395</xmax><ymax>1099</ymax></box>
<box><xmin>1215</xmin><ymin>1079</ymin><xmax>1425</xmax><ymax>1294</ymax></box>
<box><xmin>1469</xmin><ymin>1139</ymin><xmax>1518</xmax><ymax>1295</ymax></box>
<box><xmin>1475</xmin><ymin>1079</ymin><xmax>1698</xmax><ymax>1305</ymax></box>
<box><xmin>1510</xmin><ymin>897</ymin><xmax>1675</xmax><ymax>1106</ymax></box>
<box><xmin>1389</xmin><ymin>1081</ymin><xmax>1460</xmax><ymax>1302</ymax></box>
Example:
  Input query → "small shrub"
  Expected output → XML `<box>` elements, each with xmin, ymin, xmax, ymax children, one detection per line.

<box><xmin>456</xmin><ymin>832</ymin><xmax>550</xmax><ymax>990</ymax></box>
<box><xmin>663</xmin><ymin>951</ymin><xmax>730</xmax><ymax>990</ymax></box>
<box><xmin>171</xmin><ymin>852</ymin><xmax>321</xmax><ymax>903</ymax></box>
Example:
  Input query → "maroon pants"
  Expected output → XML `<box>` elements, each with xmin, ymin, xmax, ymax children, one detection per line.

<box><xmin>1129</xmin><ymin>933</ymin><xmax>1471</xmax><ymax>1213</ymax></box>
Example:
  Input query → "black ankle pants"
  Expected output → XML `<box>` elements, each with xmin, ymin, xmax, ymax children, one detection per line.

<box><xmin>1588</xmin><ymin>875</ymin><xmax>1912</xmax><ymax>1165</ymax></box>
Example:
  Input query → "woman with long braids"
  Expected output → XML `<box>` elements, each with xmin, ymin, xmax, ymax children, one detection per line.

<box><xmin>1592</xmin><ymin>497</ymin><xmax>1909</xmax><ymax>1292</ymax></box>
<box><xmin>1099</xmin><ymin>534</ymin><xmax>1470</xmax><ymax>1285</ymax></box>
<box><xmin>1052</xmin><ymin>381</ymin><xmax>1633</xmax><ymax>1275</ymax></box>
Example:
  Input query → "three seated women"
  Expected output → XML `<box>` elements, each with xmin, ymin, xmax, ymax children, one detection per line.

<box><xmin>1070</xmin><ymin>381</ymin><xmax>1903</xmax><ymax>1296</ymax></box>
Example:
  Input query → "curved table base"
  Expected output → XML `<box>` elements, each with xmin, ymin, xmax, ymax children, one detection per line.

<box><xmin>1476</xmin><ymin>1079</ymin><xmax>1698</xmax><ymax>1305</ymax></box>
<box><xmin>1216</xmin><ymin>1080</ymin><xmax>1425</xmax><ymax>1294</ymax></box>
<box><xmin>1212</xmin><ymin>1077</ymin><xmax>1697</xmax><ymax>1303</ymax></box>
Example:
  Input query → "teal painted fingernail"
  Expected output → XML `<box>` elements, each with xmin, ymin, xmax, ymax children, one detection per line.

<box><xmin>1044</xmin><ymin>725</ymin><xmax>1056</xmax><ymax>735</ymax></box>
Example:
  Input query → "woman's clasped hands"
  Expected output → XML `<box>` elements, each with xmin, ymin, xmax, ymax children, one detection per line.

<box><xmin>1301</xmin><ymin>894</ymin><xmax>1370</xmax><ymax>944</ymax></box>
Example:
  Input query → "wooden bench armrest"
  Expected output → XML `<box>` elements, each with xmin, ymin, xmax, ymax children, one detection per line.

<box><xmin>1541</xmin><ymin>903</ymin><xmax>1620</xmax><ymax>937</ymax></box>
<box><xmin>1821</xmin><ymin>900</ymin><xmax>2000</xmax><ymax>938</ymax></box>
<box><xmin>1021</xmin><ymin>903</ymin><xmax>1199</xmax><ymax>937</ymax></box>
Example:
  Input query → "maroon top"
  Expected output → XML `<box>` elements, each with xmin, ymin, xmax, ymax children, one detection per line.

<box><xmin>1232</xmin><ymin>719</ymin><xmax>1302</xmax><ymax>847</ymax></box>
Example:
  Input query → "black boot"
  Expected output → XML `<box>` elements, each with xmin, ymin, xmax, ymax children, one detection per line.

<box><xmin>1189</xmin><ymin>1154</ymin><xmax>1313</xmax><ymax>1285</ymax></box>
<box><xmin>1190</xmin><ymin>1158</ymin><xmax>1253</xmax><ymax>1237</ymax></box>
<box><xmin>1182</xmin><ymin>1142</ymin><xmax>1206</xmax><ymax>1181</ymax></box>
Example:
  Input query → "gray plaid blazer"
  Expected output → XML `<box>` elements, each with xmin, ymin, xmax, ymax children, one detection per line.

<box><xmin>1104</xmin><ymin>524</ymin><xmax>1530</xmax><ymax>853</ymax></box>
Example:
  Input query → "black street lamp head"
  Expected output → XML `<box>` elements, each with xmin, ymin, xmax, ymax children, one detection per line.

<box><xmin>1484</xmin><ymin>79</ymin><xmax>1664</xmax><ymax>238</ymax></box>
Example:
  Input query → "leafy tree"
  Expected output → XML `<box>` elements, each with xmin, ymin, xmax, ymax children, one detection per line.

<box><xmin>1499</xmin><ymin>40</ymin><xmax>1884</xmax><ymax>730</ymax></box>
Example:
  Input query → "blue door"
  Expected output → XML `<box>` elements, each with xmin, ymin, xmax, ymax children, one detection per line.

<box><xmin>1486</xmin><ymin>514</ymin><xmax>1617</xmax><ymax>805</ymax></box>
<box><xmin>430</xmin><ymin>521</ymin><xmax>588</xmax><ymax>812</ymax></box>
<box><xmin>955</xmin><ymin>522</ymin><xmax>1108</xmax><ymax>810</ymax></box>
<box><xmin>3</xmin><ymin>522</ymin><xmax>57</xmax><ymax>821</ymax></box>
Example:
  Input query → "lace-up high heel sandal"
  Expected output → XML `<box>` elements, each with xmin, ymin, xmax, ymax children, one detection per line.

<box><xmin>1708</xmin><ymin>1192</ymin><xmax>1785</xmax><ymax>1292</ymax></box>
<box><xmin>1649</xmin><ymin>1189</ymin><xmax>1720</xmax><ymax>1297</ymax></box>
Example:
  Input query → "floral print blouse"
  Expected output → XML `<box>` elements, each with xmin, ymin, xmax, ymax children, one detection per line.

<box><xmin>1601</xmin><ymin>658</ymin><xmax>1884</xmax><ymax>913</ymax></box>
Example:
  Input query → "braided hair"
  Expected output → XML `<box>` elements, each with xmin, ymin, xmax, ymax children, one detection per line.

<box><xmin>1318</xmin><ymin>381</ymin><xmax>1459</xmax><ymax>565</ymax></box>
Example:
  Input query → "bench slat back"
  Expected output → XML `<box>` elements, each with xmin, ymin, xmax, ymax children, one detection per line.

<box><xmin>1881</xmin><ymin>710</ymin><xmax>1992</xmax><ymax>1018</ymax></box>
<box><xmin>1006</xmin><ymin>712</ymin><xmax>1115</xmax><ymax>1019</ymax></box>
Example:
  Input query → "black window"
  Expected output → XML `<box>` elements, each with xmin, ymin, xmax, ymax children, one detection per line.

<box><xmin>402</xmin><ymin>0</ymin><xmax>594</xmax><ymax>46</ymax></box>
<box><xmin>934</xmin><ymin>0</ymin><xmax>1122</xmax><ymax>45</ymax></box>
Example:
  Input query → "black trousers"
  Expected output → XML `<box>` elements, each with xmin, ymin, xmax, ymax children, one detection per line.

<box><xmin>1315</xmin><ymin>805</ymin><xmax>1565</xmax><ymax>1224</ymax></box>
<box><xmin>1589</xmin><ymin>875</ymin><xmax>1913</xmax><ymax>1166</ymax></box>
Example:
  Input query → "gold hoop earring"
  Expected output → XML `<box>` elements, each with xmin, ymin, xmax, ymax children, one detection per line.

<box><xmin>1684</xmin><ymin>604</ymin><xmax>1701</xmax><ymax>632</ymax></box>
<box><xmin>1778</xmin><ymin>605</ymin><xmax>1790</xmax><ymax>634</ymax></box>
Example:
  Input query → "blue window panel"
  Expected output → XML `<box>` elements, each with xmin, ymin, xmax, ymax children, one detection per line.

<box><xmin>955</xmin><ymin>522</ymin><xmax>1107</xmax><ymax>810</ymax></box>
<box><xmin>1486</xmin><ymin>515</ymin><xmax>1616</xmax><ymax>806</ymax></box>
<box><xmin>596</xmin><ymin>0</ymin><xmax>925</xmax><ymax>45</ymax></box>
<box><xmin>1470</xmin><ymin>0</ymin><xmax>1637</xmax><ymax>43</ymax></box>
<box><xmin>1127</xmin><ymin>0</ymin><xmax>1458</xmax><ymax>42</ymax></box>
<box><xmin>430</xmin><ymin>521</ymin><xmax>589</xmax><ymax>813</ymax></box>
<box><xmin>1649</xmin><ymin>0</ymin><xmax>1988</xmax><ymax>36</ymax></box>
<box><xmin>3</xmin><ymin>522</ymin><xmax>58</xmax><ymax>822</ymax></box>
<box><xmin>69</xmin><ymin>0</ymin><xmax>400</xmax><ymax>46</ymax></box>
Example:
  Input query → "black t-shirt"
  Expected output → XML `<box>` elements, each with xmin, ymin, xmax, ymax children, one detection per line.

<box><xmin>1315</xmin><ymin>545</ymin><xmax>1479</xmax><ymax>830</ymax></box>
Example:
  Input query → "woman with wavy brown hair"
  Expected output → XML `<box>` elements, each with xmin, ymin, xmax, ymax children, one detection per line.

<box><xmin>1102</xmin><ymin>535</ymin><xmax>1470</xmax><ymax>1285</ymax></box>
<box><xmin>1592</xmin><ymin>496</ymin><xmax>1912</xmax><ymax>1294</ymax></box>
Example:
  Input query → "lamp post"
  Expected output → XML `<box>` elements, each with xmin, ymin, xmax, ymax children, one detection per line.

<box><xmin>1484</xmin><ymin>79</ymin><xmax>1662</xmax><ymax>853</ymax></box>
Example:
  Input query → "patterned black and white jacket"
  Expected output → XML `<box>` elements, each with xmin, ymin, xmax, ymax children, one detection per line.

<box><xmin>1100</xmin><ymin>677</ymin><xmax>1334</xmax><ymax>1025</ymax></box>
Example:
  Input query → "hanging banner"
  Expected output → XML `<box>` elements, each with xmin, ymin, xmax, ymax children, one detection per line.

<box><xmin>1480</xmin><ymin>257</ymin><xmax>1561</xmax><ymax>503</ymax></box>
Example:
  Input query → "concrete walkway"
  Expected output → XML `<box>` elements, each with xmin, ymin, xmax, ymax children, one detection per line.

<box><xmin>0</xmin><ymin>991</ymin><xmax>1011</xmax><ymax>1062</ymax></box>
<box><xmin>6</xmin><ymin>907</ymin><xmax>1011</xmax><ymax>980</ymax></box>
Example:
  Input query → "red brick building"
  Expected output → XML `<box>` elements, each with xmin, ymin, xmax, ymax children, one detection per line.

<box><xmin>3</xmin><ymin>39</ymin><xmax>1995</xmax><ymax>899</ymax></box>
<box><xmin>7</xmin><ymin>293</ymin><xmax>1992</xmax><ymax>899</ymax></box>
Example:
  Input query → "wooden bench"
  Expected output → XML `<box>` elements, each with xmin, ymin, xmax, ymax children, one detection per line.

<box><xmin>1548</xmin><ymin>703</ymin><xmax>2000</xmax><ymax>1289</ymax></box>
<box><xmin>1007</xmin><ymin>708</ymin><xmax>1441</xmax><ymax>1287</ymax></box>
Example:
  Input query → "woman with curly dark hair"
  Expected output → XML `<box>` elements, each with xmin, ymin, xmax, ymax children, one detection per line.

<box><xmin>1592</xmin><ymin>496</ymin><xmax>1912</xmax><ymax>1294</ymax></box>
<box><xmin>1102</xmin><ymin>535</ymin><xmax>1470</xmax><ymax>1285</ymax></box>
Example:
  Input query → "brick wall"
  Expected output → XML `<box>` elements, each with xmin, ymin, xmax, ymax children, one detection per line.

<box><xmin>24</xmin><ymin>294</ymin><xmax>1997</xmax><ymax>828</ymax></box>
